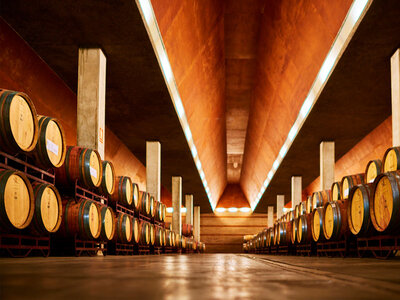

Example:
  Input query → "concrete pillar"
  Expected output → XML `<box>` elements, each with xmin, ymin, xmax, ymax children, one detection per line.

<box><xmin>77</xmin><ymin>48</ymin><xmax>106</xmax><ymax>159</ymax></box>
<box><xmin>291</xmin><ymin>176</ymin><xmax>302</xmax><ymax>208</ymax></box>
<box><xmin>185</xmin><ymin>194</ymin><xmax>193</xmax><ymax>225</ymax></box>
<box><xmin>193</xmin><ymin>206</ymin><xmax>200</xmax><ymax>242</ymax></box>
<box><xmin>268</xmin><ymin>206</ymin><xmax>274</xmax><ymax>228</ymax></box>
<box><xmin>172</xmin><ymin>176</ymin><xmax>182</xmax><ymax>235</ymax></box>
<box><xmin>320</xmin><ymin>141</ymin><xmax>335</xmax><ymax>190</ymax></box>
<box><xmin>276</xmin><ymin>195</ymin><xmax>284</xmax><ymax>219</ymax></box>
<box><xmin>391</xmin><ymin>49</ymin><xmax>400</xmax><ymax>146</ymax></box>
<box><xmin>146</xmin><ymin>141</ymin><xmax>161</xmax><ymax>202</ymax></box>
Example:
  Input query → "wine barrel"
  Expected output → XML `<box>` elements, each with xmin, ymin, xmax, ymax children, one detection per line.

<box><xmin>150</xmin><ymin>196</ymin><xmax>156</xmax><ymax>218</ymax></box>
<box><xmin>171</xmin><ymin>231</ymin><xmax>176</xmax><ymax>247</ymax></box>
<box><xmin>131</xmin><ymin>216</ymin><xmax>140</xmax><ymax>244</ymax></box>
<box><xmin>181</xmin><ymin>235</ymin><xmax>187</xmax><ymax>249</ymax></box>
<box><xmin>98</xmin><ymin>161</ymin><xmax>115</xmax><ymax>196</ymax></box>
<box><xmin>294</xmin><ymin>204</ymin><xmax>300</xmax><ymax>218</ymax></box>
<box><xmin>114</xmin><ymin>213</ymin><xmax>132</xmax><ymax>243</ymax></box>
<box><xmin>323</xmin><ymin>200</ymin><xmax>349</xmax><ymax>241</ymax></box>
<box><xmin>273</xmin><ymin>223</ymin><xmax>279</xmax><ymax>246</ymax></box>
<box><xmin>110</xmin><ymin>176</ymin><xmax>133</xmax><ymax>207</ymax></box>
<box><xmin>305</xmin><ymin>196</ymin><xmax>313</xmax><ymax>214</ymax></box>
<box><xmin>286</xmin><ymin>220</ymin><xmax>293</xmax><ymax>245</ymax></box>
<box><xmin>149</xmin><ymin>223</ymin><xmax>155</xmax><ymax>246</ymax></box>
<box><xmin>383</xmin><ymin>147</ymin><xmax>400</xmax><ymax>172</ymax></box>
<box><xmin>341</xmin><ymin>173</ymin><xmax>365</xmax><ymax>199</ymax></box>
<box><xmin>365</xmin><ymin>159</ymin><xmax>382</xmax><ymax>184</ymax></box>
<box><xmin>31</xmin><ymin>116</ymin><xmax>66</xmax><ymax>169</ymax></box>
<box><xmin>262</xmin><ymin>229</ymin><xmax>268</xmax><ymax>248</ymax></box>
<box><xmin>311</xmin><ymin>207</ymin><xmax>325</xmax><ymax>242</ymax></box>
<box><xmin>175</xmin><ymin>233</ymin><xmax>182</xmax><ymax>248</ymax></box>
<box><xmin>288</xmin><ymin>210</ymin><xmax>294</xmax><ymax>221</ymax></box>
<box><xmin>277</xmin><ymin>222</ymin><xmax>287</xmax><ymax>246</ymax></box>
<box><xmin>331</xmin><ymin>182</ymin><xmax>341</xmax><ymax>201</ymax></box>
<box><xmin>139</xmin><ymin>192</ymin><xmax>151</xmax><ymax>216</ymax></box>
<box><xmin>155</xmin><ymin>201</ymin><xmax>162</xmax><ymax>221</ymax></box>
<box><xmin>267</xmin><ymin>227</ymin><xmax>274</xmax><ymax>247</ymax></box>
<box><xmin>312</xmin><ymin>190</ymin><xmax>330</xmax><ymax>208</ymax></box>
<box><xmin>59</xmin><ymin>199</ymin><xmax>101</xmax><ymax>240</ymax></box>
<box><xmin>299</xmin><ymin>202</ymin><xmax>306</xmax><ymax>216</ymax></box>
<box><xmin>30</xmin><ymin>182</ymin><xmax>62</xmax><ymax>235</ymax></box>
<box><xmin>371</xmin><ymin>171</ymin><xmax>400</xmax><ymax>233</ymax></box>
<box><xmin>0</xmin><ymin>169</ymin><xmax>34</xmax><ymax>230</ymax></box>
<box><xmin>139</xmin><ymin>220</ymin><xmax>150</xmax><ymax>245</ymax></box>
<box><xmin>131</xmin><ymin>183</ymin><xmax>140</xmax><ymax>211</ymax></box>
<box><xmin>348</xmin><ymin>183</ymin><xmax>375</xmax><ymax>236</ymax></box>
<box><xmin>0</xmin><ymin>89</ymin><xmax>39</xmax><ymax>153</ymax></box>
<box><xmin>161</xmin><ymin>203</ymin><xmax>166</xmax><ymax>222</ymax></box>
<box><xmin>297</xmin><ymin>214</ymin><xmax>312</xmax><ymax>244</ymax></box>
<box><xmin>166</xmin><ymin>229</ymin><xmax>173</xmax><ymax>247</ymax></box>
<box><xmin>99</xmin><ymin>206</ymin><xmax>116</xmax><ymax>241</ymax></box>
<box><xmin>291</xmin><ymin>218</ymin><xmax>298</xmax><ymax>244</ymax></box>
<box><xmin>55</xmin><ymin>146</ymin><xmax>102</xmax><ymax>189</ymax></box>
<box><xmin>182</xmin><ymin>223</ymin><xmax>193</xmax><ymax>237</ymax></box>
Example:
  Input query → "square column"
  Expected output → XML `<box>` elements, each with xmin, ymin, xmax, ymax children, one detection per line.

<box><xmin>172</xmin><ymin>176</ymin><xmax>182</xmax><ymax>235</ymax></box>
<box><xmin>185</xmin><ymin>194</ymin><xmax>193</xmax><ymax>225</ymax></box>
<box><xmin>391</xmin><ymin>49</ymin><xmax>400</xmax><ymax>146</ymax></box>
<box><xmin>291</xmin><ymin>176</ymin><xmax>302</xmax><ymax>208</ymax></box>
<box><xmin>77</xmin><ymin>48</ymin><xmax>106</xmax><ymax>159</ymax></box>
<box><xmin>320</xmin><ymin>141</ymin><xmax>335</xmax><ymax>190</ymax></box>
<box><xmin>146</xmin><ymin>141</ymin><xmax>161</xmax><ymax>202</ymax></box>
<box><xmin>277</xmin><ymin>195</ymin><xmax>284</xmax><ymax>219</ymax></box>
<box><xmin>268</xmin><ymin>206</ymin><xmax>274</xmax><ymax>228</ymax></box>
<box><xmin>193</xmin><ymin>206</ymin><xmax>200</xmax><ymax>242</ymax></box>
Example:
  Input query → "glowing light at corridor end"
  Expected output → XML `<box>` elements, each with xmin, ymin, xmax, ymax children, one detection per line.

<box><xmin>136</xmin><ymin>0</ymin><xmax>216</xmax><ymax>210</ymax></box>
<box><xmin>251</xmin><ymin>0</ymin><xmax>371</xmax><ymax>211</ymax></box>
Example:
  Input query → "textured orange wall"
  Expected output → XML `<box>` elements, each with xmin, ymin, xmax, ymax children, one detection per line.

<box><xmin>216</xmin><ymin>184</ymin><xmax>250</xmax><ymax>208</ymax></box>
<box><xmin>0</xmin><ymin>18</ymin><xmax>146</xmax><ymax>189</ymax></box>
<box><xmin>151</xmin><ymin>0</ymin><xmax>227</xmax><ymax>207</ymax></box>
<box><xmin>241</xmin><ymin>0</ymin><xmax>353</xmax><ymax>204</ymax></box>
<box><xmin>303</xmin><ymin>117</ymin><xmax>392</xmax><ymax>196</ymax></box>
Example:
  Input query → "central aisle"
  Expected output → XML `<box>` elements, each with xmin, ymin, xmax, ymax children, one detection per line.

<box><xmin>1</xmin><ymin>254</ymin><xmax>400</xmax><ymax>299</ymax></box>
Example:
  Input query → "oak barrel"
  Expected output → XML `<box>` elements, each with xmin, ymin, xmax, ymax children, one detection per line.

<box><xmin>98</xmin><ymin>161</ymin><xmax>115</xmax><ymax>196</ymax></box>
<box><xmin>99</xmin><ymin>205</ymin><xmax>116</xmax><ymax>241</ymax></box>
<box><xmin>31</xmin><ymin>115</ymin><xmax>66</xmax><ymax>169</ymax></box>
<box><xmin>131</xmin><ymin>183</ymin><xmax>140</xmax><ymax>211</ymax></box>
<box><xmin>331</xmin><ymin>182</ymin><xmax>342</xmax><ymax>201</ymax></box>
<box><xmin>348</xmin><ymin>183</ymin><xmax>375</xmax><ymax>236</ymax></box>
<box><xmin>59</xmin><ymin>198</ymin><xmax>101</xmax><ymax>240</ymax></box>
<box><xmin>365</xmin><ymin>159</ymin><xmax>382</xmax><ymax>183</ymax></box>
<box><xmin>175</xmin><ymin>233</ymin><xmax>182</xmax><ymax>248</ymax></box>
<box><xmin>154</xmin><ymin>226</ymin><xmax>163</xmax><ymax>247</ymax></box>
<box><xmin>323</xmin><ymin>200</ymin><xmax>349</xmax><ymax>241</ymax></box>
<box><xmin>312</xmin><ymin>190</ymin><xmax>330</xmax><ymax>208</ymax></box>
<box><xmin>311</xmin><ymin>207</ymin><xmax>325</xmax><ymax>242</ymax></box>
<box><xmin>291</xmin><ymin>218</ymin><xmax>298</xmax><ymax>244</ymax></box>
<box><xmin>114</xmin><ymin>213</ymin><xmax>132</xmax><ymax>243</ymax></box>
<box><xmin>383</xmin><ymin>147</ymin><xmax>400</xmax><ymax>172</ymax></box>
<box><xmin>0</xmin><ymin>89</ymin><xmax>39</xmax><ymax>153</ymax></box>
<box><xmin>277</xmin><ymin>222</ymin><xmax>287</xmax><ymax>246</ymax></box>
<box><xmin>297</xmin><ymin>213</ymin><xmax>312</xmax><ymax>244</ymax></box>
<box><xmin>371</xmin><ymin>171</ymin><xmax>400</xmax><ymax>233</ymax></box>
<box><xmin>110</xmin><ymin>176</ymin><xmax>133</xmax><ymax>207</ymax></box>
<box><xmin>30</xmin><ymin>182</ymin><xmax>62</xmax><ymax>235</ymax></box>
<box><xmin>305</xmin><ymin>196</ymin><xmax>313</xmax><ymax>214</ymax></box>
<box><xmin>166</xmin><ymin>229</ymin><xmax>173</xmax><ymax>247</ymax></box>
<box><xmin>131</xmin><ymin>216</ymin><xmax>140</xmax><ymax>244</ymax></box>
<box><xmin>0</xmin><ymin>169</ymin><xmax>34</xmax><ymax>230</ymax></box>
<box><xmin>139</xmin><ymin>191</ymin><xmax>151</xmax><ymax>216</ymax></box>
<box><xmin>181</xmin><ymin>235</ymin><xmax>187</xmax><ymax>249</ymax></box>
<box><xmin>139</xmin><ymin>220</ymin><xmax>150</xmax><ymax>245</ymax></box>
<box><xmin>55</xmin><ymin>146</ymin><xmax>102</xmax><ymax>189</ymax></box>
<box><xmin>182</xmin><ymin>223</ymin><xmax>193</xmax><ymax>237</ymax></box>
<box><xmin>341</xmin><ymin>173</ymin><xmax>365</xmax><ymax>199</ymax></box>
<box><xmin>150</xmin><ymin>196</ymin><xmax>156</xmax><ymax>218</ymax></box>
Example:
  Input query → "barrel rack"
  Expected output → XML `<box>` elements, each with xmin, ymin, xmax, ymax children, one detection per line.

<box><xmin>109</xmin><ymin>203</ymin><xmax>135</xmax><ymax>256</ymax></box>
<box><xmin>357</xmin><ymin>235</ymin><xmax>400</xmax><ymax>259</ymax></box>
<box><xmin>296</xmin><ymin>242</ymin><xmax>315</xmax><ymax>256</ymax></box>
<box><xmin>0</xmin><ymin>150</ymin><xmax>53</xmax><ymax>257</ymax></box>
<box><xmin>317</xmin><ymin>238</ymin><xmax>356</xmax><ymax>257</ymax></box>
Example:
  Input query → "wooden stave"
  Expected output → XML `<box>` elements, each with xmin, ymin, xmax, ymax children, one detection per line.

<box><xmin>306</xmin><ymin>196</ymin><xmax>313</xmax><ymax>214</ymax></box>
<box><xmin>286</xmin><ymin>219</ymin><xmax>293</xmax><ymax>245</ymax></box>
<box><xmin>311</xmin><ymin>207</ymin><xmax>325</xmax><ymax>242</ymax></box>
<box><xmin>139</xmin><ymin>220</ymin><xmax>150</xmax><ymax>245</ymax></box>
<box><xmin>277</xmin><ymin>222</ymin><xmax>287</xmax><ymax>246</ymax></box>
<box><xmin>150</xmin><ymin>196</ymin><xmax>156</xmax><ymax>218</ymax></box>
<box><xmin>154</xmin><ymin>226</ymin><xmax>163</xmax><ymax>247</ymax></box>
<box><xmin>149</xmin><ymin>223</ymin><xmax>155</xmax><ymax>246</ymax></box>
<box><xmin>139</xmin><ymin>191</ymin><xmax>151</xmax><ymax>216</ymax></box>
<box><xmin>322</xmin><ymin>200</ymin><xmax>349</xmax><ymax>241</ymax></box>
<box><xmin>58</xmin><ymin>198</ymin><xmax>102</xmax><ymax>240</ymax></box>
<box><xmin>0</xmin><ymin>169</ymin><xmax>35</xmax><ymax>230</ymax></box>
<box><xmin>110</xmin><ymin>176</ymin><xmax>133</xmax><ymax>208</ymax></box>
<box><xmin>290</xmin><ymin>219</ymin><xmax>297</xmax><ymax>244</ymax></box>
<box><xmin>165</xmin><ymin>229</ymin><xmax>173</xmax><ymax>247</ymax></box>
<box><xmin>0</xmin><ymin>89</ymin><xmax>39</xmax><ymax>153</ymax></box>
<box><xmin>114</xmin><ymin>213</ymin><xmax>132</xmax><ymax>243</ymax></box>
<box><xmin>370</xmin><ymin>171</ymin><xmax>400</xmax><ymax>233</ymax></box>
<box><xmin>182</xmin><ymin>223</ymin><xmax>193</xmax><ymax>237</ymax></box>
<box><xmin>99</xmin><ymin>205</ymin><xmax>116</xmax><ymax>241</ymax></box>
<box><xmin>341</xmin><ymin>173</ymin><xmax>365</xmax><ymax>199</ymax></box>
<box><xmin>131</xmin><ymin>183</ymin><xmax>140</xmax><ymax>211</ymax></box>
<box><xmin>131</xmin><ymin>216</ymin><xmax>140</xmax><ymax>244</ymax></box>
<box><xmin>348</xmin><ymin>183</ymin><xmax>375</xmax><ymax>237</ymax></box>
<box><xmin>29</xmin><ymin>182</ymin><xmax>62</xmax><ymax>235</ymax></box>
<box><xmin>98</xmin><ymin>161</ymin><xmax>116</xmax><ymax>196</ymax></box>
<box><xmin>297</xmin><ymin>213</ymin><xmax>312</xmax><ymax>244</ymax></box>
<box><xmin>299</xmin><ymin>202</ymin><xmax>306</xmax><ymax>216</ymax></box>
<box><xmin>55</xmin><ymin>146</ymin><xmax>103</xmax><ymax>189</ymax></box>
<box><xmin>365</xmin><ymin>159</ymin><xmax>382</xmax><ymax>184</ymax></box>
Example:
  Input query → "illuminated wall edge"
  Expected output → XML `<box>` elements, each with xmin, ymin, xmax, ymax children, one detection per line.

<box><xmin>251</xmin><ymin>0</ymin><xmax>372</xmax><ymax>212</ymax></box>
<box><xmin>135</xmin><ymin>0</ymin><xmax>217</xmax><ymax>211</ymax></box>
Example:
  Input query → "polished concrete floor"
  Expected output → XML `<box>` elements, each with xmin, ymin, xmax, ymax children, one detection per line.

<box><xmin>1</xmin><ymin>254</ymin><xmax>400</xmax><ymax>299</ymax></box>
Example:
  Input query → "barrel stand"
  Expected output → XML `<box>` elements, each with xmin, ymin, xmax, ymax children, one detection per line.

<box><xmin>357</xmin><ymin>235</ymin><xmax>400</xmax><ymax>259</ymax></box>
<box><xmin>0</xmin><ymin>151</ymin><xmax>54</xmax><ymax>257</ymax></box>
<box><xmin>296</xmin><ymin>242</ymin><xmax>315</xmax><ymax>256</ymax></box>
<box><xmin>317</xmin><ymin>238</ymin><xmax>356</xmax><ymax>257</ymax></box>
<box><xmin>51</xmin><ymin>235</ymin><xmax>105</xmax><ymax>257</ymax></box>
<box><xmin>108</xmin><ymin>242</ymin><xmax>134</xmax><ymax>255</ymax></box>
<box><xmin>151</xmin><ymin>245</ymin><xmax>162</xmax><ymax>255</ymax></box>
<box><xmin>136</xmin><ymin>244</ymin><xmax>150</xmax><ymax>255</ymax></box>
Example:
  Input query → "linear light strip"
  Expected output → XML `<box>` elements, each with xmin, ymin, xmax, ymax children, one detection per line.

<box><xmin>251</xmin><ymin>0</ymin><xmax>372</xmax><ymax>211</ymax></box>
<box><xmin>135</xmin><ymin>0</ymin><xmax>216</xmax><ymax>210</ymax></box>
